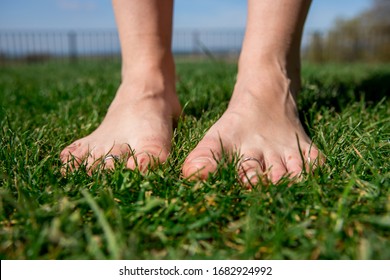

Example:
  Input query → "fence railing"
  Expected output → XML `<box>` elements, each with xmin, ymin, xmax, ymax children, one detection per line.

<box><xmin>0</xmin><ymin>29</ymin><xmax>389</xmax><ymax>63</ymax></box>
<box><xmin>0</xmin><ymin>29</ymin><xmax>245</xmax><ymax>63</ymax></box>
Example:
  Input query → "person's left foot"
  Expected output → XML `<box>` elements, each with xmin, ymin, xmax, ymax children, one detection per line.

<box><xmin>182</xmin><ymin>63</ymin><xmax>323</xmax><ymax>185</ymax></box>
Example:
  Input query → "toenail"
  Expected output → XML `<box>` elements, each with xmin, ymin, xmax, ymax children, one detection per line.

<box><xmin>184</xmin><ymin>166</ymin><xmax>209</xmax><ymax>180</ymax></box>
<box><xmin>185</xmin><ymin>166</ymin><xmax>201</xmax><ymax>175</ymax></box>
<box><xmin>189</xmin><ymin>157</ymin><xmax>214</xmax><ymax>164</ymax></box>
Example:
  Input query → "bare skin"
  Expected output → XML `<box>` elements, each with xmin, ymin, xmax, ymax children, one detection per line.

<box><xmin>182</xmin><ymin>0</ymin><xmax>322</xmax><ymax>184</ymax></box>
<box><xmin>61</xmin><ymin>0</ymin><xmax>323</xmax><ymax>184</ymax></box>
<box><xmin>60</xmin><ymin>0</ymin><xmax>181</xmax><ymax>172</ymax></box>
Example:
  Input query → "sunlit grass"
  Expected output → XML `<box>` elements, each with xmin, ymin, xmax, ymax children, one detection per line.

<box><xmin>0</xmin><ymin>60</ymin><xmax>389</xmax><ymax>259</ymax></box>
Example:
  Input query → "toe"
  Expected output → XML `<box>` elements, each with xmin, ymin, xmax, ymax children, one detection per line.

<box><xmin>60</xmin><ymin>143</ymin><xmax>78</xmax><ymax>164</ymax></box>
<box><xmin>238</xmin><ymin>155</ymin><xmax>265</xmax><ymax>186</ymax></box>
<box><xmin>126</xmin><ymin>143</ymin><xmax>169</xmax><ymax>172</ymax></box>
<box><xmin>305</xmin><ymin>147</ymin><xmax>325</xmax><ymax>169</ymax></box>
<box><xmin>238</xmin><ymin>154</ymin><xmax>288</xmax><ymax>186</ymax></box>
<box><xmin>60</xmin><ymin>143</ymin><xmax>89</xmax><ymax>172</ymax></box>
<box><xmin>100</xmin><ymin>155</ymin><xmax>117</xmax><ymax>170</ymax></box>
<box><xmin>285</xmin><ymin>152</ymin><xmax>304</xmax><ymax>179</ymax></box>
<box><xmin>94</xmin><ymin>147</ymin><xmax>125</xmax><ymax>171</ymax></box>
<box><xmin>62</xmin><ymin>141</ymin><xmax>81</xmax><ymax>154</ymax></box>
<box><xmin>182</xmin><ymin>143</ymin><xmax>220</xmax><ymax>180</ymax></box>
<box><xmin>98</xmin><ymin>144</ymin><xmax>131</xmax><ymax>170</ymax></box>
<box><xmin>265</xmin><ymin>156</ymin><xmax>288</xmax><ymax>184</ymax></box>
<box><xmin>182</xmin><ymin>156</ymin><xmax>217</xmax><ymax>180</ymax></box>
<box><xmin>127</xmin><ymin>152</ymin><xmax>152</xmax><ymax>172</ymax></box>
<box><xmin>284</xmin><ymin>145</ymin><xmax>324</xmax><ymax>180</ymax></box>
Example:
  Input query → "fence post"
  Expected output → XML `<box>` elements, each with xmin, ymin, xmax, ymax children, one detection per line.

<box><xmin>68</xmin><ymin>31</ymin><xmax>77</xmax><ymax>63</ymax></box>
<box><xmin>192</xmin><ymin>30</ymin><xmax>200</xmax><ymax>54</ymax></box>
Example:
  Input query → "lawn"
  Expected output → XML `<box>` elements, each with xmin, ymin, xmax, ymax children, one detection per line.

<box><xmin>0</xmin><ymin>59</ymin><xmax>389</xmax><ymax>259</ymax></box>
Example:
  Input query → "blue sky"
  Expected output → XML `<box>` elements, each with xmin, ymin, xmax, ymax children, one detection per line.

<box><xmin>0</xmin><ymin>0</ymin><xmax>371</xmax><ymax>32</ymax></box>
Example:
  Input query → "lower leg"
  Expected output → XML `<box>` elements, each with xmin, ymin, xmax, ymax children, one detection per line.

<box><xmin>60</xmin><ymin>0</ymin><xmax>181</xmax><ymax>173</ymax></box>
<box><xmin>183</xmin><ymin>0</ymin><xmax>322</xmax><ymax>184</ymax></box>
<box><xmin>237</xmin><ymin>0</ymin><xmax>310</xmax><ymax>97</ymax></box>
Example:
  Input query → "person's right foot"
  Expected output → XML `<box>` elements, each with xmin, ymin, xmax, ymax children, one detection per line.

<box><xmin>60</xmin><ymin>70</ymin><xmax>181</xmax><ymax>174</ymax></box>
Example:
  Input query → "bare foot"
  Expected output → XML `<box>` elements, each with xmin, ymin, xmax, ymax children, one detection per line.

<box><xmin>60</xmin><ymin>70</ymin><xmax>181</xmax><ymax>174</ymax></box>
<box><xmin>182</xmin><ymin>64</ymin><xmax>323</xmax><ymax>185</ymax></box>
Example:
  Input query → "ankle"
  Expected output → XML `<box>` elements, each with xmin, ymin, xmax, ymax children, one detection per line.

<box><xmin>237</xmin><ymin>55</ymin><xmax>301</xmax><ymax>98</ymax></box>
<box><xmin>121</xmin><ymin>52</ymin><xmax>175</xmax><ymax>82</ymax></box>
<box><xmin>228</xmin><ymin>60</ymin><xmax>301</xmax><ymax>118</ymax></box>
<box><xmin>120</xmin><ymin>56</ymin><xmax>175</xmax><ymax>94</ymax></box>
<box><xmin>114</xmin><ymin>65</ymin><xmax>181</xmax><ymax>119</ymax></box>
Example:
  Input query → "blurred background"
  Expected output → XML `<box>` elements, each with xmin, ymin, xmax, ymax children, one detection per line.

<box><xmin>0</xmin><ymin>0</ymin><xmax>389</xmax><ymax>64</ymax></box>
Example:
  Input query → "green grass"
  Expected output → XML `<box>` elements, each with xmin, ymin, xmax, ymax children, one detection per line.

<box><xmin>0</xmin><ymin>59</ymin><xmax>389</xmax><ymax>259</ymax></box>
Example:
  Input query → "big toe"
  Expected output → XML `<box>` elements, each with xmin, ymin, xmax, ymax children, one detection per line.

<box><xmin>61</xmin><ymin>141</ymin><xmax>81</xmax><ymax>161</ymax></box>
<box><xmin>182</xmin><ymin>145</ymin><xmax>220</xmax><ymax>180</ymax></box>
<box><xmin>61</xmin><ymin>140</ymin><xmax>88</xmax><ymax>163</ymax></box>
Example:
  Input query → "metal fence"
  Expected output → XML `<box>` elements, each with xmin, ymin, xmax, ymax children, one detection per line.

<box><xmin>0</xmin><ymin>29</ymin><xmax>245</xmax><ymax>63</ymax></box>
<box><xmin>0</xmin><ymin>29</ymin><xmax>388</xmax><ymax>63</ymax></box>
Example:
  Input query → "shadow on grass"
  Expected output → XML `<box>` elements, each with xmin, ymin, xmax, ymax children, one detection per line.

<box><xmin>357</xmin><ymin>71</ymin><xmax>390</xmax><ymax>102</ymax></box>
<box><xmin>300</xmin><ymin>66</ymin><xmax>390</xmax><ymax>113</ymax></box>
